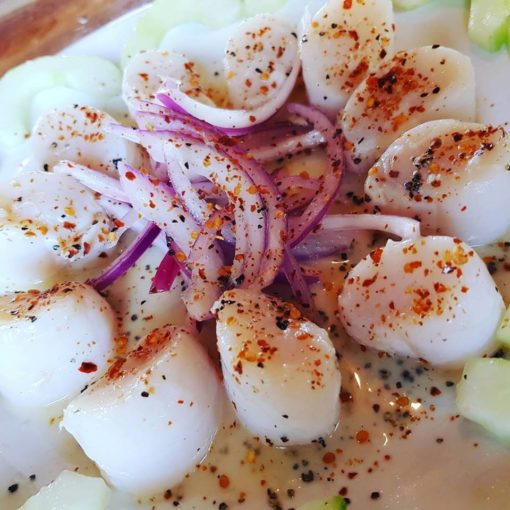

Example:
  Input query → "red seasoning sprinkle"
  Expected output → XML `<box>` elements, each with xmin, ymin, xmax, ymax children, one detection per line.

<box><xmin>219</xmin><ymin>475</ymin><xmax>230</xmax><ymax>489</ymax></box>
<box><xmin>356</xmin><ymin>430</ymin><xmax>370</xmax><ymax>444</ymax></box>
<box><xmin>78</xmin><ymin>361</ymin><xmax>98</xmax><ymax>374</ymax></box>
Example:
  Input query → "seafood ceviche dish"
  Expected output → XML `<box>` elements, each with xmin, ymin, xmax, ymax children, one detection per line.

<box><xmin>3</xmin><ymin>0</ymin><xmax>510</xmax><ymax>508</ymax></box>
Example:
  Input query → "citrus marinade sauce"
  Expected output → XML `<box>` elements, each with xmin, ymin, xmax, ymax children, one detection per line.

<box><xmin>2</xmin><ymin>1</ymin><xmax>510</xmax><ymax>509</ymax></box>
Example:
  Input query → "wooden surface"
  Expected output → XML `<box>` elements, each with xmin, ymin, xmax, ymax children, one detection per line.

<box><xmin>0</xmin><ymin>0</ymin><xmax>150</xmax><ymax>76</ymax></box>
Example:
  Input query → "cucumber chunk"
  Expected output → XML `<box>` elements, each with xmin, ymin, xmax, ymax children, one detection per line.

<box><xmin>468</xmin><ymin>0</ymin><xmax>510</xmax><ymax>52</ymax></box>
<box><xmin>298</xmin><ymin>496</ymin><xmax>348</xmax><ymax>510</ymax></box>
<box><xmin>457</xmin><ymin>358</ymin><xmax>510</xmax><ymax>442</ymax></box>
<box><xmin>19</xmin><ymin>471</ymin><xmax>111</xmax><ymax>510</ymax></box>
<box><xmin>122</xmin><ymin>0</ymin><xmax>243</xmax><ymax>66</ymax></box>
<box><xmin>392</xmin><ymin>0</ymin><xmax>432</xmax><ymax>11</ymax></box>
<box><xmin>0</xmin><ymin>56</ymin><xmax>121</xmax><ymax>150</ymax></box>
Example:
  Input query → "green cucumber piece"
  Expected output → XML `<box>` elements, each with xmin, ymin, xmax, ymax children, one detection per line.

<box><xmin>19</xmin><ymin>470</ymin><xmax>111</xmax><ymax>510</ymax></box>
<box><xmin>0</xmin><ymin>56</ymin><xmax>121</xmax><ymax>150</ymax></box>
<box><xmin>121</xmin><ymin>0</ymin><xmax>243</xmax><ymax>66</ymax></box>
<box><xmin>298</xmin><ymin>496</ymin><xmax>348</xmax><ymax>510</ymax></box>
<box><xmin>457</xmin><ymin>358</ymin><xmax>510</xmax><ymax>442</ymax></box>
<box><xmin>468</xmin><ymin>0</ymin><xmax>510</xmax><ymax>52</ymax></box>
<box><xmin>241</xmin><ymin>0</ymin><xmax>287</xmax><ymax>17</ymax></box>
<box><xmin>392</xmin><ymin>0</ymin><xmax>432</xmax><ymax>11</ymax></box>
<box><xmin>495</xmin><ymin>306</ymin><xmax>510</xmax><ymax>347</ymax></box>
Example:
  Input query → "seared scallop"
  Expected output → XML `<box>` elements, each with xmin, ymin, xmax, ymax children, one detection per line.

<box><xmin>339</xmin><ymin>236</ymin><xmax>504</xmax><ymax>368</ymax></box>
<box><xmin>365</xmin><ymin>120</ymin><xmax>510</xmax><ymax>246</ymax></box>
<box><xmin>214</xmin><ymin>289</ymin><xmax>341</xmax><ymax>446</ymax></box>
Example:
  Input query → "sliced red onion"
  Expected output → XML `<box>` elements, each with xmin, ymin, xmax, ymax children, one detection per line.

<box><xmin>89</xmin><ymin>223</ymin><xmax>161</xmax><ymax>292</ymax></box>
<box><xmin>320</xmin><ymin>214</ymin><xmax>421</xmax><ymax>240</ymax></box>
<box><xmin>118</xmin><ymin>163</ymin><xmax>199</xmax><ymax>254</ymax></box>
<box><xmin>165</xmin><ymin>144</ymin><xmax>211</xmax><ymax>223</ymax></box>
<box><xmin>150</xmin><ymin>251</ymin><xmax>181</xmax><ymax>294</ymax></box>
<box><xmin>162</xmin><ymin>137</ymin><xmax>265</xmax><ymax>287</ymax></box>
<box><xmin>248</xmin><ymin>129</ymin><xmax>325</xmax><ymax>162</ymax></box>
<box><xmin>53</xmin><ymin>161</ymin><xmax>129</xmax><ymax>203</ymax></box>
<box><xmin>286</xmin><ymin>103</ymin><xmax>345</xmax><ymax>247</ymax></box>
<box><xmin>183</xmin><ymin>209</ymin><xmax>227</xmax><ymax>320</ymax></box>
<box><xmin>282</xmin><ymin>246</ymin><xmax>314</xmax><ymax>310</ymax></box>
<box><xmin>292</xmin><ymin>230</ymin><xmax>358</xmax><ymax>261</ymax></box>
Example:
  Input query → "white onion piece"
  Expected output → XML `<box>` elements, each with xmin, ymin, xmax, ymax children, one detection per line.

<box><xmin>31</xmin><ymin>106</ymin><xmax>143</xmax><ymax>175</ymax></box>
<box><xmin>225</xmin><ymin>15</ymin><xmax>300</xmax><ymax>110</ymax></box>
<box><xmin>54</xmin><ymin>161</ymin><xmax>129</xmax><ymax>203</ymax></box>
<box><xmin>340</xmin><ymin>46</ymin><xmax>476</xmax><ymax>174</ymax></box>
<box><xmin>365</xmin><ymin>120</ymin><xmax>510</xmax><ymax>246</ymax></box>
<box><xmin>339</xmin><ymin>236</ymin><xmax>504</xmax><ymax>368</ymax></box>
<box><xmin>301</xmin><ymin>0</ymin><xmax>395</xmax><ymax>119</ymax></box>
<box><xmin>62</xmin><ymin>326</ymin><xmax>224</xmax><ymax>495</ymax></box>
<box><xmin>320</xmin><ymin>213</ymin><xmax>421</xmax><ymax>240</ymax></box>
<box><xmin>122</xmin><ymin>49</ymin><xmax>215</xmax><ymax>117</ymax></box>
<box><xmin>214</xmin><ymin>289</ymin><xmax>341</xmax><ymax>446</ymax></box>
<box><xmin>157</xmin><ymin>17</ymin><xmax>300</xmax><ymax>129</ymax></box>
<box><xmin>0</xmin><ymin>282</ymin><xmax>116</xmax><ymax>406</ymax></box>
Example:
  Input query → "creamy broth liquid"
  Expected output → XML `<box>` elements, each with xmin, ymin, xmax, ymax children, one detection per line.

<box><xmin>2</xmin><ymin>1</ymin><xmax>510</xmax><ymax>509</ymax></box>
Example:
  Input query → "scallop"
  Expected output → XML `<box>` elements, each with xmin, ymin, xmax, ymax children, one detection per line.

<box><xmin>365</xmin><ymin>120</ymin><xmax>510</xmax><ymax>246</ymax></box>
<box><xmin>340</xmin><ymin>45</ymin><xmax>476</xmax><ymax>173</ymax></box>
<box><xmin>62</xmin><ymin>325</ymin><xmax>224</xmax><ymax>495</ymax></box>
<box><xmin>224</xmin><ymin>14</ymin><xmax>300</xmax><ymax>110</ymax></box>
<box><xmin>339</xmin><ymin>236</ymin><xmax>504</xmax><ymax>368</ymax></box>
<box><xmin>0</xmin><ymin>172</ymin><xmax>122</xmax><ymax>292</ymax></box>
<box><xmin>301</xmin><ymin>0</ymin><xmax>395</xmax><ymax>118</ymax></box>
<box><xmin>122</xmin><ymin>49</ymin><xmax>215</xmax><ymax>116</ymax></box>
<box><xmin>213</xmin><ymin>289</ymin><xmax>341</xmax><ymax>446</ymax></box>
<box><xmin>0</xmin><ymin>282</ymin><xmax>116</xmax><ymax>406</ymax></box>
<box><xmin>30</xmin><ymin>106</ymin><xmax>143</xmax><ymax>175</ymax></box>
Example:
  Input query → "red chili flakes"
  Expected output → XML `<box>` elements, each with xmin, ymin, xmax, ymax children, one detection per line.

<box><xmin>63</xmin><ymin>221</ymin><xmax>76</xmax><ymax>230</ymax></box>
<box><xmin>348</xmin><ymin>472</ymin><xmax>358</xmax><ymax>479</ymax></box>
<box><xmin>78</xmin><ymin>361</ymin><xmax>97</xmax><ymax>373</ymax></box>
<box><xmin>234</xmin><ymin>360</ymin><xmax>243</xmax><ymax>375</ymax></box>
<box><xmin>369</xmin><ymin>247</ymin><xmax>383</xmax><ymax>264</ymax></box>
<box><xmin>138</xmin><ymin>72</ymin><xmax>149</xmax><ymax>82</ymax></box>
<box><xmin>219</xmin><ymin>475</ymin><xmax>230</xmax><ymax>489</ymax></box>
<box><xmin>396</xmin><ymin>396</ymin><xmax>410</xmax><ymax>407</ymax></box>
<box><xmin>362</xmin><ymin>274</ymin><xmax>378</xmax><ymax>287</ymax></box>
<box><xmin>107</xmin><ymin>358</ymin><xmax>126</xmax><ymax>380</ymax></box>
<box><xmin>322</xmin><ymin>452</ymin><xmax>336</xmax><ymax>464</ymax></box>
<box><xmin>355</xmin><ymin>430</ymin><xmax>370</xmax><ymax>444</ymax></box>
<box><xmin>433</xmin><ymin>282</ymin><xmax>448</xmax><ymax>293</ymax></box>
<box><xmin>83</xmin><ymin>242</ymin><xmax>91</xmax><ymax>255</ymax></box>
<box><xmin>389</xmin><ymin>170</ymin><xmax>400</xmax><ymax>178</ymax></box>
<box><xmin>404</xmin><ymin>261</ymin><xmax>422</xmax><ymax>273</ymax></box>
<box><xmin>343</xmin><ymin>0</ymin><xmax>352</xmax><ymax>8</ymax></box>
<box><xmin>249</xmin><ymin>115</ymin><xmax>257</xmax><ymax>123</ymax></box>
<box><xmin>125</xmin><ymin>171</ymin><xmax>136</xmax><ymax>181</ymax></box>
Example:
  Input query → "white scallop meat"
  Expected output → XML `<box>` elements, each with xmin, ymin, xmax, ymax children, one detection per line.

<box><xmin>30</xmin><ymin>105</ymin><xmax>143</xmax><ymax>175</ymax></box>
<box><xmin>214</xmin><ymin>289</ymin><xmax>341</xmax><ymax>446</ymax></box>
<box><xmin>0</xmin><ymin>282</ymin><xmax>116</xmax><ymax>406</ymax></box>
<box><xmin>340</xmin><ymin>45</ymin><xmax>476</xmax><ymax>173</ymax></box>
<box><xmin>365</xmin><ymin>120</ymin><xmax>510</xmax><ymax>246</ymax></box>
<box><xmin>339</xmin><ymin>236</ymin><xmax>504</xmax><ymax>368</ymax></box>
<box><xmin>62</xmin><ymin>325</ymin><xmax>224</xmax><ymax>495</ymax></box>
<box><xmin>301</xmin><ymin>0</ymin><xmax>394</xmax><ymax>118</ymax></box>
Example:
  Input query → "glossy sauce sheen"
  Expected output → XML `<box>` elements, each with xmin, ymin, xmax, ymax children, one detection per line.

<box><xmin>2</xmin><ymin>1</ymin><xmax>510</xmax><ymax>509</ymax></box>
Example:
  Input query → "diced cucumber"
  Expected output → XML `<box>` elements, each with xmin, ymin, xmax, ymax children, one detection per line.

<box><xmin>298</xmin><ymin>496</ymin><xmax>348</xmax><ymax>510</ymax></box>
<box><xmin>457</xmin><ymin>358</ymin><xmax>510</xmax><ymax>442</ymax></box>
<box><xmin>495</xmin><ymin>305</ymin><xmax>510</xmax><ymax>347</ymax></box>
<box><xmin>392</xmin><ymin>0</ymin><xmax>432</xmax><ymax>11</ymax></box>
<box><xmin>468</xmin><ymin>0</ymin><xmax>510</xmax><ymax>52</ymax></box>
<box><xmin>241</xmin><ymin>0</ymin><xmax>287</xmax><ymax>17</ymax></box>
<box><xmin>121</xmin><ymin>0</ymin><xmax>243</xmax><ymax>66</ymax></box>
<box><xmin>0</xmin><ymin>56</ymin><xmax>121</xmax><ymax>150</ymax></box>
<box><xmin>19</xmin><ymin>470</ymin><xmax>111</xmax><ymax>510</ymax></box>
